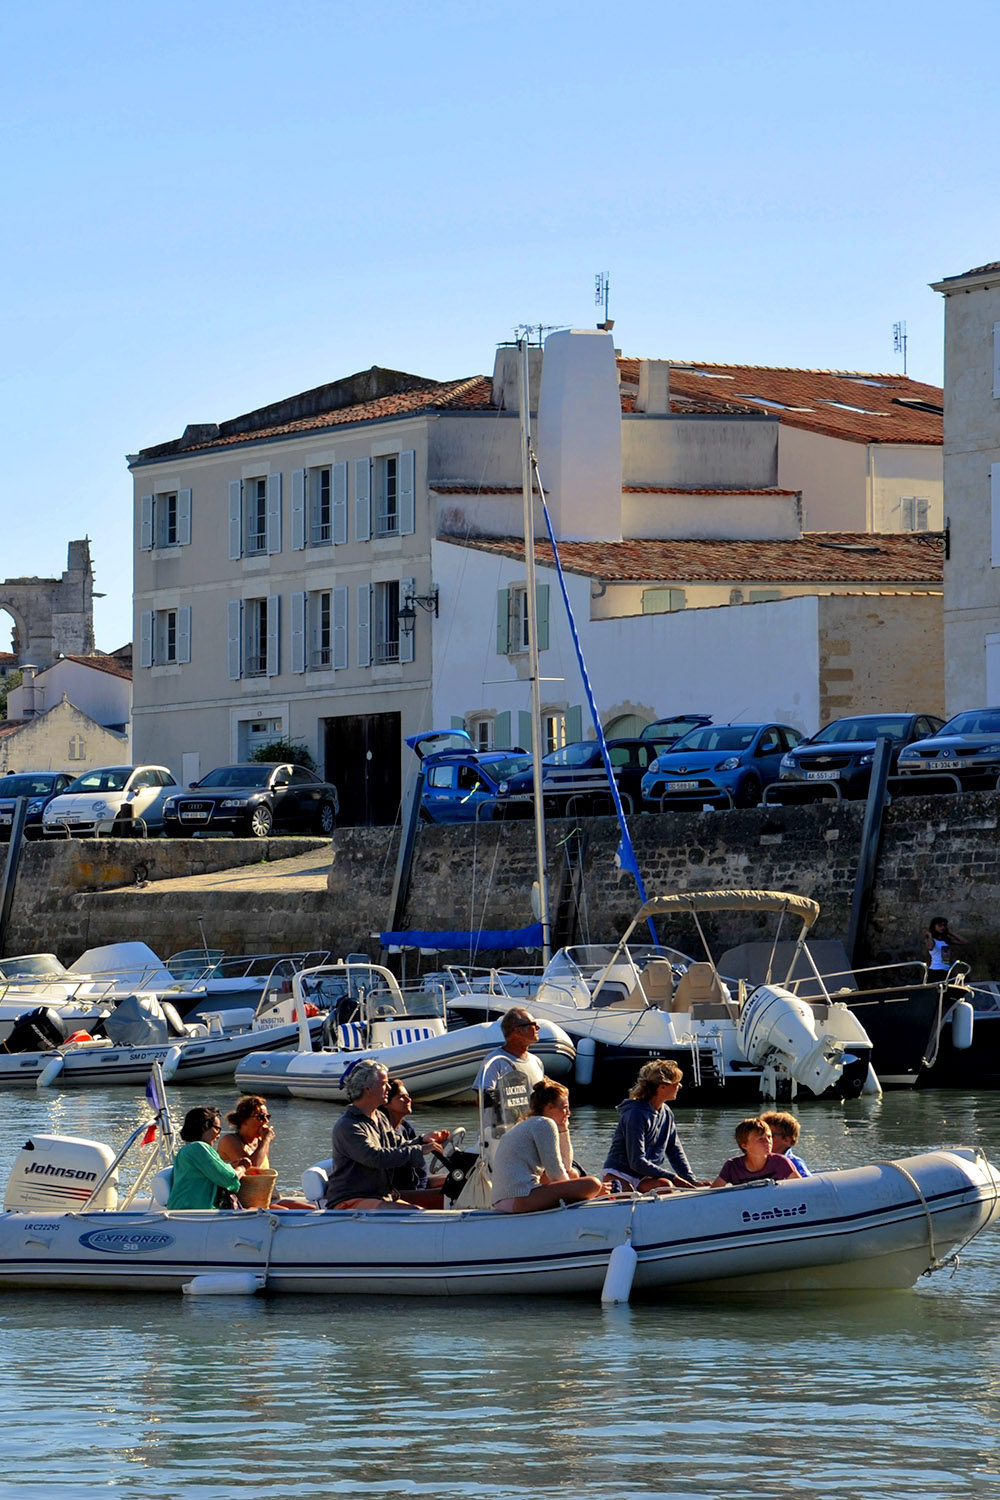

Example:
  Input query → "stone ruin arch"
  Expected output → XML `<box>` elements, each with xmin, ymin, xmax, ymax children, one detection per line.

<box><xmin>0</xmin><ymin>540</ymin><xmax>95</xmax><ymax>670</ymax></box>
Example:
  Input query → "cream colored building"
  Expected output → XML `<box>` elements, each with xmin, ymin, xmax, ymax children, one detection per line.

<box><xmin>932</xmin><ymin>260</ymin><xmax>1000</xmax><ymax>711</ymax></box>
<box><xmin>0</xmin><ymin>697</ymin><xmax>128</xmax><ymax>775</ymax></box>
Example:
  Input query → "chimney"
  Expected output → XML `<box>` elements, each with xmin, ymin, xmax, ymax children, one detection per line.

<box><xmin>491</xmin><ymin>345</ymin><xmax>543</xmax><ymax>412</ymax></box>
<box><xmin>636</xmin><ymin>360</ymin><xmax>671</xmax><ymax>414</ymax></box>
<box><xmin>536</xmin><ymin>329</ymin><xmax>622</xmax><ymax>541</ymax></box>
<box><xmin>20</xmin><ymin>665</ymin><xmax>39</xmax><ymax>718</ymax></box>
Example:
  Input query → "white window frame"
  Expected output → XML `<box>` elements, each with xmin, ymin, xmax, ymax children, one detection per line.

<box><xmin>901</xmin><ymin>496</ymin><xmax>930</xmax><ymax>532</ymax></box>
<box><xmin>244</xmin><ymin>596</ymin><xmax>279</xmax><ymax>678</ymax></box>
<box><xmin>470</xmin><ymin>716</ymin><xmax>494</xmax><ymax>752</ymax></box>
<box><xmin>139</xmin><ymin>606</ymin><xmax>191</xmax><ymax>667</ymax></box>
<box><xmin>140</xmin><ymin>489</ymin><xmax>191</xmax><ymax>551</ymax></box>
<box><xmin>373</xmin><ymin>580</ymin><xmax>401</xmax><ymax>664</ymax></box>
<box><xmin>245</xmin><ymin>478</ymin><xmax>268</xmax><ymax>556</ymax></box>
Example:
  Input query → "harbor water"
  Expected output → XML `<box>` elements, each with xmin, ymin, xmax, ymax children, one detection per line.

<box><xmin>2</xmin><ymin>1086</ymin><xmax>1000</xmax><ymax>1499</ymax></box>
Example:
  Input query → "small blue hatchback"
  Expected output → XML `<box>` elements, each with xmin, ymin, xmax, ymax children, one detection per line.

<box><xmin>641</xmin><ymin>722</ymin><xmax>802</xmax><ymax>811</ymax></box>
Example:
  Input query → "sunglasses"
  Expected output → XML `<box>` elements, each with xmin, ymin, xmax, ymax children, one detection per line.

<box><xmin>255</xmin><ymin>1111</ymin><xmax>270</xmax><ymax>1121</ymax></box>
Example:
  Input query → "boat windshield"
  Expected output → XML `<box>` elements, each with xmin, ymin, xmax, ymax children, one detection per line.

<box><xmin>0</xmin><ymin>953</ymin><xmax>67</xmax><ymax>979</ymax></box>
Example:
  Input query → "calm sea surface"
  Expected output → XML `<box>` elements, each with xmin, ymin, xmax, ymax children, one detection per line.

<box><xmin>2</xmin><ymin>1086</ymin><xmax>1000</xmax><ymax>1499</ymax></box>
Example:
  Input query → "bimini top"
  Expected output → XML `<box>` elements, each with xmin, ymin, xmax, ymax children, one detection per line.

<box><xmin>635</xmin><ymin>890</ymin><xmax>820</xmax><ymax>929</ymax></box>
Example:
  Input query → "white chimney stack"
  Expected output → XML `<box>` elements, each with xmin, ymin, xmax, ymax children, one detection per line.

<box><xmin>536</xmin><ymin>329</ymin><xmax>622</xmax><ymax>541</ymax></box>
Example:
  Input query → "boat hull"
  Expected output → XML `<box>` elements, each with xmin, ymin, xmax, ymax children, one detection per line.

<box><xmin>0</xmin><ymin>1150</ymin><xmax>995</xmax><ymax>1297</ymax></box>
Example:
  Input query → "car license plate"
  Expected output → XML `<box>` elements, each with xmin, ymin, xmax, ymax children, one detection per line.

<box><xmin>806</xmin><ymin>770</ymin><xmax>838</xmax><ymax>780</ymax></box>
<box><xmin>180</xmin><ymin>812</ymin><xmax>209</xmax><ymax>821</ymax></box>
<box><xmin>667</xmin><ymin>780</ymin><xmax>699</xmax><ymax>791</ymax></box>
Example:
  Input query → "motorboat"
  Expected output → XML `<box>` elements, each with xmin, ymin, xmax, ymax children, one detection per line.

<box><xmin>0</xmin><ymin>957</ymin><xmax>329</xmax><ymax>1088</ymax></box>
<box><xmin>0</xmin><ymin>1076</ymin><xmax>996</xmax><ymax>1297</ymax></box>
<box><xmin>164</xmin><ymin>948</ymin><xmax>330</xmax><ymax>1018</ymax></box>
<box><xmin>235</xmin><ymin>958</ymin><xmax>576</xmax><ymax>1103</ymax></box>
<box><xmin>441</xmin><ymin>890</ymin><xmax>877</xmax><ymax>1104</ymax></box>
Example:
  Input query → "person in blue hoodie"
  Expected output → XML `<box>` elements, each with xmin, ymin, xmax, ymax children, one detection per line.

<box><xmin>602</xmin><ymin>1059</ymin><xmax>709</xmax><ymax>1193</ymax></box>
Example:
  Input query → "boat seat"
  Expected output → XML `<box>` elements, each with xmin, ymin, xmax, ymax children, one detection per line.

<box><xmin>629</xmin><ymin>957</ymin><xmax>674</xmax><ymax>1009</ymax></box>
<box><xmin>150</xmin><ymin>1167</ymin><xmax>173</xmax><ymax>1206</ymax></box>
<box><xmin>591</xmin><ymin>982</ymin><xmax>633</xmax><ymax>1009</ymax></box>
<box><xmin>673</xmin><ymin>963</ymin><xmax>730</xmax><ymax>1013</ymax></box>
<box><xmin>337</xmin><ymin>1022</ymin><xmax>367</xmax><ymax>1049</ymax></box>
<box><xmin>301</xmin><ymin>1159</ymin><xmax>333</xmax><ymax>1207</ymax></box>
<box><xmin>387</xmin><ymin>1025</ymin><xmax>437</xmax><ymax>1046</ymax></box>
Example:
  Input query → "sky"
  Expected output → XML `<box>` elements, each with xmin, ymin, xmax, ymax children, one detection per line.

<box><xmin>2</xmin><ymin>0</ymin><xmax>999</xmax><ymax>651</ymax></box>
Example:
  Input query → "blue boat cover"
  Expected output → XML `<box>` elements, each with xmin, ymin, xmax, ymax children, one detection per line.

<box><xmin>380</xmin><ymin>923</ymin><xmax>544</xmax><ymax>952</ymax></box>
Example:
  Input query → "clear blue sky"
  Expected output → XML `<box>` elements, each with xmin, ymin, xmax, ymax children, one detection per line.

<box><xmin>2</xmin><ymin>0</ymin><xmax>998</xmax><ymax>650</ymax></box>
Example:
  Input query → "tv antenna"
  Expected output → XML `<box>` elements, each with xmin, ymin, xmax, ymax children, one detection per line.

<box><xmin>893</xmin><ymin>320</ymin><xmax>908</xmax><ymax>375</ymax></box>
<box><xmin>595</xmin><ymin>272</ymin><xmax>613</xmax><ymax>331</ymax></box>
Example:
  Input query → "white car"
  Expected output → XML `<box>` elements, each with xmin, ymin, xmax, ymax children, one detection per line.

<box><xmin>41</xmin><ymin>765</ymin><xmax>178</xmax><ymax>837</ymax></box>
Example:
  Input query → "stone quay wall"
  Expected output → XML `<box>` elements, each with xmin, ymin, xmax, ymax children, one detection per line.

<box><xmin>4</xmin><ymin>793</ymin><xmax>1000</xmax><ymax>975</ymax></box>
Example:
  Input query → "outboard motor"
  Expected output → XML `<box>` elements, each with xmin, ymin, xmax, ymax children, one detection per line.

<box><xmin>738</xmin><ymin>983</ymin><xmax>871</xmax><ymax>1097</ymax></box>
<box><xmin>5</xmin><ymin>1134</ymin><xmax>118</xmax><ymax>1210</ymax></box>
<box><xmin>2</xmin><ymin>1007</ymin><xmax>68</xmax><ymax>1053</ymax></box>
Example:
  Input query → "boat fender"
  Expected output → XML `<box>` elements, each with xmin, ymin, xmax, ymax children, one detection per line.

<box><xmin>575</xmin><ymin>1036</ymin><xmax>596</xmax><ymax>1088</ymax></box>
<box><xmin>951</xmin><ymin>1000</ymin><xmax>974</xmax><ymax>1051</ymax></box>
<box><xmin>36</xmin><ymin>1054</ymin><xmax>65</xmax><ymax>1089</ymax></box>
<box><xmin>601</xmin><ymin>1236</ymin><xmax>637</xmax><ymax>1304</ymax></box>
<box><xmin>181</xmin><ymin>1272</ymin><xmax>265</xmax><ymax>1297</ymax></box>
<box><xmin>160</xmin><ymin>1045</ymin><xmax>183</xmax><ymax>1082</ymax></box>
<box><xmin>64</xmin><ymin>1031</ymin><xmax>92</xmax><ymax>1045</ymax></box>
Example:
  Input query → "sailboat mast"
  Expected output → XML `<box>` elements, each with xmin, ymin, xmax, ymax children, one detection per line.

<box><xmin>518</xmin><ymin>334</ymin><xmax>551</xmax><ymax>964</ymax></box>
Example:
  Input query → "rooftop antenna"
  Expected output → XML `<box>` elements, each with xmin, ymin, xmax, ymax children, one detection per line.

<box><xmin>595</xmin><ymin>272</ymin><xmax>613</xmax><ymax>331</ymax></box>
<box><xmin>893</xmin><ymin>320</ymin><xmax>908</xmax><ymax>375</ymax></box>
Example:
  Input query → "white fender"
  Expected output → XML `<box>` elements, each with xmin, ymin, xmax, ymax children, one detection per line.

<box><xmin>575</xmin><ymin>1035</ymin><xmax>596</xmax><ymax>1088</ymax></box>
<box><xmin>181</xmin><ymin>1273</ymin><xmax>265</xmax><ymax>1296</ymax></box>
<box><xmin>160</xmin><ymin>1045</ymin><xmax>183</xmax><ymax>1082</ymax></box>
<box><xmin>601</xmin><ymin>1238</ymin><xmax>637</xmax><ymax>1304</ymax></box>
<box><xmin>36</xmin><ymin>1054</ymin><xmax>65</xmax><ymax>1089</ymax></box>
<box><xmin>951</xmin><ymin>1000</ymin><xmax>974</xmax><ymax>1051</ymax></box>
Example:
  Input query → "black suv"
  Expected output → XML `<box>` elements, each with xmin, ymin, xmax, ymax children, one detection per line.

<box><xmin>162</xmin><ymin>763</ymin><xmax>339</xmax><ymax>838</ymax></box>
<box><xmin>778</xmin><ymin>713</ymin><xmax>944</xmax><ymax>798</ymax></box>
<box><xmin>496</xmin><ymin>738</ymin><xmax>670</xmax><ymax>817</ymax></box>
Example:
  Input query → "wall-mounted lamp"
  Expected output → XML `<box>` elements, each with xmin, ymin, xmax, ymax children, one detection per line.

<box><xmin>397</xmin><ymin>588</ymin><xmax>439</xmax><ymax>635</ymax></box>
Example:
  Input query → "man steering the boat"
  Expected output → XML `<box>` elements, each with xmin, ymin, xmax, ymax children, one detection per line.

<box><xmin>324</xmin><ymin>1060</ymin><xmax>448</xmax><ymax>1210</ymax></box>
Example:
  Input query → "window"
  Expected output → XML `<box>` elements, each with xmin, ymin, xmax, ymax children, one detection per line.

<box><xmin>311</xmin><ymin>590</ymin><xmax>332</xmax><ymax>669</ymax></box>
<box><xmin>470</xmin><ymin>717</ymin><xmax>494</xmax><ymax>751</ymax></box>
<box><xmin>355</xmin><ymin>451</ymin><xmax>415</xmax><ymax>542</ymax></box>
<box><xmin>497</xmin><ymin>584</ymin><xmax>550</xmax><ymax>654</ymax></box>
<box><xmin>373</xmin><ymin>581</ymin><xmax>401</xmax><ymax>664</ymax></box>
<box><xmin>291</xmin><ymin>463</ymin><xmax>347</xmax><ymax>549</ymax></box>
<box><xmin>642</xmin><ymin>587</ymin><xmax>687</xmax><ymax>613</ymax></box>
<box><xmin>140</xmin><ymin>489</ymin><xmax>191</xmax><ymax>550</ymax></box>
<box><xmin>138</xmin><ymin>607</ymin><xmax>190</xmax><ymax>667</ymax></box>
<box><xmin>375</xmin><ymin>455</ymin><xmax>399</xmax><ymax>536</ymax></box>
<box><xmin>543</xmin><ymin>713</ymin><xmax>567</xmax><ymax>754</ymax></box>
<box><xmin>509</xmin><ymin>586</ymin><xmax>529</xmax><ymax>652</ymax></box>
<box><xmin>229</xmin><ymin>596</ymin><xmax>279</xmax><ymax>679</ymax></box>
<box><xmin>311</xmin><ymin>468</ymin><xmax>332</xmax><ymax>545</ymax></box>
<box><xmin>228</xmin><ymin>476</ymin><xmax>281</xmax><ymax>559</ymax></box>
<box><xmin>901</xmin><ymin>496</ymin><xmax>930</xmax><ymax>532</ymax></box>
<box><xmin>749</xmin><ymin>589</ymin><xmax>782</xmax><ymax>603</ymax></box>
<box><xmin>246</xmin><ymin>478</ymin><xmax>268</xmax><ymax>555</ymax></box>
<box><xmin>291</xmin><ymin>587</ymin><xmax>348</xmax><ymax>672</ymax></box>
<box><xmin>246</xmin><ymin>598</ymin><xmax>269</xmax><ymax>676</ymax></box>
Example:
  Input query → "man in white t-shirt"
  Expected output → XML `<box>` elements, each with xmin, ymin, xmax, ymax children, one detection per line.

<box><xmin>474</xmin><ymin>1007</ymin><xmax>546</xmax><ymax>1173</ymax></box>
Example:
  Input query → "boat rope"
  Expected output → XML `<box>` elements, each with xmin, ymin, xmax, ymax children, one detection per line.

<box><xmin>920</xmin><ymin>982</ymin><xmax>947</xmax><ymax>1073</ymax></box>
<box><xmin>875</xmin><ymin>1151</ymin><xmax>1000</xmax><ymax>1277</ymax></box>
<box><xmin>875</xmin><ymin>1159</ymin><xmax>940</xmax><ymax>1268</ymax></box>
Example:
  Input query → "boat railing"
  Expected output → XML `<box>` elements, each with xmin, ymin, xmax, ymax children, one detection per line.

<box><xmin>776</xmin><ymin>958</ymin><xmax>955</xmax><ymax>997</ymax></box>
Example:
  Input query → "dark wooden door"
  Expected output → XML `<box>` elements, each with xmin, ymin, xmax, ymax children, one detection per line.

<box><xmin>323</xmin><ymin>712</ymin><xmax>401</xmax><ymax>826</ymax></box>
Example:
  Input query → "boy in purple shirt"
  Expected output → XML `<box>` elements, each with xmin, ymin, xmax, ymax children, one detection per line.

<box><xmin>712</xmin><ymin>1117</ymin><xmax>802</xmax><ymax>1187</ymax></box>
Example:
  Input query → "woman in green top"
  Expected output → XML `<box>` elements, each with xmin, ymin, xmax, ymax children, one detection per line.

<box><xmin>167</xmin><ymin>1106</ymin><xmax>248</xmax><ymax>1209</ymax></box>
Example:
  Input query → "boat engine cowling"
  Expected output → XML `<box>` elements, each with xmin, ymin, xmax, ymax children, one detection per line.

<box><xmin>5</xmin><ymin>1134</ymin><xmax>118</xmax><ymax>1211</ymax></box>
<box><xmin>3</xmin><ymin>1007</ymin><xmax>68</xmax><ymax>1053</ymax></box>
<box><xmin>738</xmin><ymin>984</ymin><xmax>862</xmax><ymax>1097</ymax></box>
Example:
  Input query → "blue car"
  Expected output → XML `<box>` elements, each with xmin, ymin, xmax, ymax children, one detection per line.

<box><xmin>640</xmin><ymin>723</ymin><xmax>802</xmax><ymax>811</ymax></box>
<box><xmin>407</xmin><ymin>730</ymin><xmax>532</xmax><ymax>823</ymax></box>
<box><xmin>0</xmin><ymin>769</ymin><xmax>75</xmax><ymax>841</ymax></box>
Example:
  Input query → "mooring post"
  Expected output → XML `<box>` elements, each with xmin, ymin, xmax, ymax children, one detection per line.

<box><xmin>846</xmin><ymin>738</ymin><xmax>893</xmax><ymax>967</ymax></box>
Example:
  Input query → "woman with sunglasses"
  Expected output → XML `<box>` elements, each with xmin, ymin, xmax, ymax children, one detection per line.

<box><xmin>218</xmin><ymin>1095</ymin><xmax>275</xmax><ymax>1172</ymax></box>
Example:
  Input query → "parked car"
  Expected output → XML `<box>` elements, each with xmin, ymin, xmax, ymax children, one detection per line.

<box><xmin>639</xmin><ymin>714</ymin><xmax>713</xmax><ymax>744</ymax></box>
<box><xmin>641</xmin><ymin>723</ymin><xmax>802</xmax><ymax>810</ymax></box>
<box><xmin>496</xmin><ymin>738</ymin><xmax>669</xmax><ymax>818</ymax></box>
<box><xmin>895</xmin><ymin>707</ymin><xmax>1000</xmax><ymax>791</ymax></box>
<box><xmin>0</xmin><ymin>770</ymin><xmax>75</xmax><ymax>841</ymax></box>
<box><xmin>406</xmin><ymin>730</ymin><xmax>531</xmax><ymax>824</ymax></box>
<box><xmin>162</xmin><ymin>763</ymin><xmax>339</xmax><ymax>838</ymax></box>
<box><xmin>778</xmin><ymin>713</ymin><xmax>945</xmax><ymax>798</ymax></box>
<box><xmin>42</xmin><ymin>765</ymin><xmax>178</xmax><ymax>836</ymax></box>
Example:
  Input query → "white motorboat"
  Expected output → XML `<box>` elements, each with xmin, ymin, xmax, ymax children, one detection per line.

<box><xmin>1</xmin><ymin>1095</ymin><xmax>996</xmax><ymax>1297</ymax></box>
<box><xmin>441</xmin><ymin>890</ymin><xmax>877</xmax><ymax>1104</ymax></box>
<box><xmin>0</xmin><ymin>961</ymin><xmax>329</xmax><ymax>1088</ymax></box>
<box><xmin>235</xmin><ymin>958</ymin><xmax>575</xmax><ymax>1103</ymax></box>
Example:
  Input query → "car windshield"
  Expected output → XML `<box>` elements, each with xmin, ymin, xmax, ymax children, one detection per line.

<box><xmin>0</xmin><ymin>774</ymin><xmax>58</xmax><ymax>796</ymax></box>
<box><xmin>640</xmin><ymin>717</ymin><xmax>709</xmax><ymax>740</ymax></box>
<box><xmin>64</xmin><ymin>767</ymin><xmax>133</xmax><ymax>794</ymax></box>
<box><xmin>810</xmin><ymin>717</ymin><xmax>911</xmax><ymax>745</ymax></box>
<box><xmin>939</xmin><ymin>711</ymin><xmax>1000</xmax><ymax>736</ymax></box>
<box><xmin>488</xmin><ymin>755</ymin><xmax>532</xmax><ymax>778</ymax></box>
<box><xmin>669</xmin><ymin>727</ymin><xmax>757</xmax><ymax>753</ymax></box>
<box><xmin>543</xmin><ymin>743</ymin><xmax>596</xmax><ymax>768</ymax></box>
<box><xmin>197</xmin><ymin>767</ymin><xmax>273</xmax><ymax>788</ymax></box>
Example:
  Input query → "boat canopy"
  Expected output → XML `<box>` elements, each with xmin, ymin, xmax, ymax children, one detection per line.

<box><xmin>635</xmin><ymin>890</ymin><xmax>820</xmax><ymax>929</ymax></box>
<box><xmin>380</xmin><ymin>923</ymin><xmax>545</xmax><ymax>953</ymax></box>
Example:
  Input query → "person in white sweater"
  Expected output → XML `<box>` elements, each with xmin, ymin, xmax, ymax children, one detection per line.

<box><xmin>490</xmin><ymin>1079</ymin><xmax>606</xmax><ymax>1213</ymax></box>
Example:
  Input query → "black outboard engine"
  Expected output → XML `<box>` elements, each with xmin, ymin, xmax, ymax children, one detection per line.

<box><xmin>2</xmin><ymin>1007</ymin><xmax>68</xmax><ymax>1053</ymax></box>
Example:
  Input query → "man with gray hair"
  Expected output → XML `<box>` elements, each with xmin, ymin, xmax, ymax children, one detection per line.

<box><xmin>324</xmin><ymin>1060</ymin><xmax>447</xmax><ymax>1209</ymax></box>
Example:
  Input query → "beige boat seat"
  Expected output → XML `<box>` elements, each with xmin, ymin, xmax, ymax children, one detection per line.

<box><xmin>628</xmin><ymin>957</ymin><xmax>675</xmax><ymax>1010</ymax></box>
<box><xmin>673</xmin><ymin>962</ymin><xmax>730</xmax><ymax>1013</ymax></box>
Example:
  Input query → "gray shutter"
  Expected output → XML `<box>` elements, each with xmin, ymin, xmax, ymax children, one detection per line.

<box><xmin>291</xmin><ymin>590</ymin><xmax>306</xmax><ymax>673</ymax></box>
<box><xmin>355</xmin><ymin>458</ymin><xmax>371</xmax><ymax>541</ymax></box>
<box><xmin>518</xmin><ymin>711</ymin><xmax>532</xmax><ymax>749</ymax></box>
<box><xmin>139</xmin><ymin>610</ymin><xmax>154</xmax><ymax>667</ymax></box>
<box><xmin>177</xmin><ymin>489</ymin><xmax>192</xmax><ymax>546</ymax></box>
<box><xmin>176</xmin><ymin>605</ymin><xmax>191</xmax><ymax>664</ymax></box>
<box><xmin>399</xmin><ymin>576</ymin><xmax>415</xmax><ymax>664</ymax></box>
<box><xmin>266</xmin><ymin>593</ymin><xmax>280</xmax><ymax>676</ymax></box>
<box><xmin>227</xmin><ymin>600</ymin><xmax>242</xmax><ymax>679</ymax></box>
<box><xmin>536</xmin><ymin>584</ymin><xmax>550</xmax><ymax>651</ymax></box>
<box><xmin>496</xmin><ymin>589</ymin><xmax>510</xmax><ymax>654</ymax></box>
<box><xmin>140</xmin><ymin>495</ymin><xmax>154</xmax><ymax>551</ymax></box>
<box><xmin>357</xmin><ymin>585</ymin><xmax>371</xmax><ymax>667</ymax></box>
<box><xmin>398</xmin><ymin>449</ymin><xmax>415</xmax><ymax>535</ymax></box>
<box><xmin>566</xmin><ymin>705</ymin><xmax>583</xmax><ymax>742</ymax></box>
<box><xmin>494</xmin><ymin>710</ymin><xmax>511</xmax><ymax>748</ymax></box>
<box><xmin>332</xmin><ymin>461</ymin><xmax>348</xmax><ymax>545</ymax></box>
<box><xmin>332</xmin><ymin>586</ymin><xmax>348</xmax><ymax>668</ymax></box>
<box><xmin>266</xmin><ymin>473</ymin><xmax>282</xmax><ymax>554</ymax></box>
<box><xmin>291</xmin><ymin>468</ymin><xmax>306</xmax><ymax>550</ymax></box>
<box><xmin>228</xmin><ymin>480</ymin><xmax>243</xmax><ymax>560</ymax></box>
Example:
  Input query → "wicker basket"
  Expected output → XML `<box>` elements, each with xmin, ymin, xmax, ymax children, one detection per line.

<box><xmin>237</xmin><ymin>1168</ymin><xmax>277</xmax><ymax>1208</ymax></box>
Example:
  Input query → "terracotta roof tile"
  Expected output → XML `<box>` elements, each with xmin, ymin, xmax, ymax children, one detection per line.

<box><xmin>444</xmin><ymin>531</ymin><xmax>944</xmax><ymax>585</ymax></box>
<box><xmin>61</xmin><ymin>654</ymin><xmax>133</xmax><ymax>681</ymax></box>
